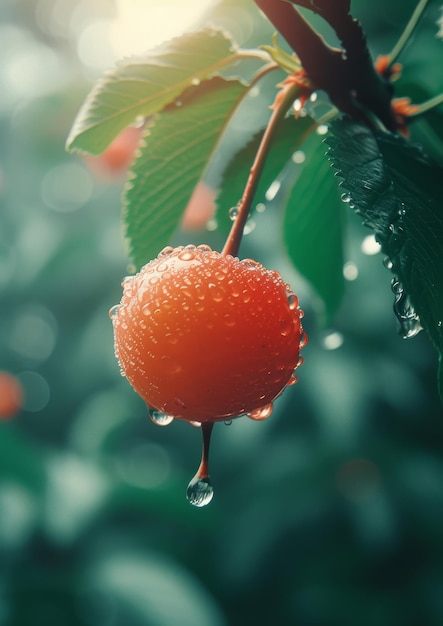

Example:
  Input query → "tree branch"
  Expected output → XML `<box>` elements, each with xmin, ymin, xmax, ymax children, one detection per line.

<box><xmin>255</xmin><ymin>0</ymin><xmax>398</xmax><ymax>131</ymax></box>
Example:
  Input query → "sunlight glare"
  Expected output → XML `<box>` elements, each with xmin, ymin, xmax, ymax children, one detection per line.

<box><xmin>109</xmin><ymin>0</ymin><xmax>213</xmax><ymax>57</ymax></box>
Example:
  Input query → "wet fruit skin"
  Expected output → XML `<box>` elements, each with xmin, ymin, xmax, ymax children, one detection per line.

<box><xmin>111</xmin><ymin>245</ymin><xmax>304</xmax><ymax>422</ymax></box>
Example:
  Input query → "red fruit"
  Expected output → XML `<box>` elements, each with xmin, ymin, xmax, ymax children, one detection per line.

<box><xmin>85</xmin><ymin>126</ymin><xmax>142</xmax><ymax>179</ymax></box>
<box><xmin>111</xmin><ymin>245</ymin><xmax>305</xmax><ymax>422</ymax></box>
<box><xmin>0</xmin><ymin>372</ymin><xmax>24</xmax><ymax>419</ymax></box>
<box><xmin>181</xmin><ymin>182</ymin><xmax>216</xmax><ymax>231</ymax></box>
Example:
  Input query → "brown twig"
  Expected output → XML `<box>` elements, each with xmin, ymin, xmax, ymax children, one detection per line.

<box><xmin>254</xmin><ymin>0</ymin><xmax>398</xmax><ymax>131</ymax></box>
<box><xmin>222</xmin><ymin>81</ymin><xmax>301</xmax><ymax>257</ymax></box>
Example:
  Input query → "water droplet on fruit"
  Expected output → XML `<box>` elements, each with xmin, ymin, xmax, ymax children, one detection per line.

<box><xmin>197</xmin><ymin>244</ymin><xmax>212</xmax><ymax>252</ymax></box>
<box><xmin>296</xmin><ymin>354</ymin><xmax>304</xmax><ymax>368</ymax></box>
<box><xmin>158</xmin><ymin>246</ymin><xmax>174</xmax><ymax>257</ymax></box>
<box><xmin>142</xmin><ymin>304</ymin><xmax>151</xmax><ymax>316</ymax></box>
<box><xmin>209</xmin><ymin>284</ymin><xmax>224</xmax><ymax>302</ymax></box>
<box><xmin>149</xmin><ymin>409</ymin><xmax>174</xmax><ymax>426</ymax></box>
<box><xmin>186</xmin><ymin>476</ymin><xmax>214</xmax><ymax>507</ymax></box>
<box><xmin>223</xmin><ymin>314</ymin><xmax>235</xmax><ymax>327</ymax></box>
<box><xmin>299</xmin><ymin>332</ymin><xmax>308</xmax><ymax>348</ymax></box>
<box><xmin>280</xmin><ymin>318</ymin><xmax>294</xmax><ymax>336</ymax></box>
<box><xmin>165</xmin><ymin>333</ymin><xmax>178</xmax><ymax>345</ymax></box>
<box><xmin>190</xmin><ymin>421</ymin><xmax>202</xmax><ymax>428</ymax></box>
<box><xmin>178</xmin><ymin>249</ymin><xmax>195</xmax><ymax>261</ymax></box>
<box><xmin>288</xmin><ymin>372</ymin><xmax>298</xmax><ymax>386</ymax></box>
<box><xmin>109</xmin><ymin>305</ymin><xmax>119</xmax><ymax>318</ymax></box>
<box><xmin>247</xmin><ymin>403</ymin><xmax>273</xmax><ymax>421</ymax></box>
<box><xmin>156</xmin><ymin>262</ymin><xmax>169</xmax><ymax>272</ymax></box>
<box><xmin>287</xmin><ymin>293</ymin><xmax>298</xmax><ymax>310</ymax></box>
<box><xmin>224</xmin><ymin>419</ymin><xmax>232</xmax><ymax>426</ymax></box>
<box><xmin>175</xmin><ymin>99</ymin><xmax>183</xmax><ymax>107</ymax></box>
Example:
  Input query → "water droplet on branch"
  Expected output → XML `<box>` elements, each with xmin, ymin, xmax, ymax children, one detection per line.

<box><xmin>229</xmin><ymin>206</ymin><xmax>239</xmax><ymax>221</ymax></box>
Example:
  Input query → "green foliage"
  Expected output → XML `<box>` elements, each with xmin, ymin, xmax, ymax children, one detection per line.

<box><xmin>216</xmin><ymin>115</ymin><xmax>315</xmax><ymax>230</ymax></box>
<box><xmin>327</xmin><ymin>117</ymin><xmax>443</xmax><ymax>396</ymax></box>
<box><xmin>3</xmin><ymin>1</ymin><xmax>443</xmax><ymax>626</ymax></box>
<box><xmin>66</xmin><ymin>29</ymin><xmax>240</xmax><ymax>155</ymax></box>
<box><xmin>124</xmin><ymin>77</ymin><xmax>247</xmax><ymax>269</ymax></box>
<box><xmin>283</xmin><ymin>134</ymin><xmax>346</xmax><ymax>323</ymax></box>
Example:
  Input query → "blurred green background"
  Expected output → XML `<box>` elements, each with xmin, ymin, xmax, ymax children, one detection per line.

<box><xmin>1</xmin><ymin>1</ymin><xmax>443</xmax><ymax>625</ymax></box>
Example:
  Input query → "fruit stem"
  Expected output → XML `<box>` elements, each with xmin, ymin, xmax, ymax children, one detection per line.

<box><xmin>222</xmin><ymin>81</ymin><xmax>300</xmax><ymax>257</ymax></box>
<box><xmin>196</xmin><ymin>422</ymin><xmax>214</xmax><ymax>479</ymax></box>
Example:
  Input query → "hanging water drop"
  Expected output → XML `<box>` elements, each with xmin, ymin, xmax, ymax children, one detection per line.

<box><xmin>224</xmin><ymin>419</ymin><xmax>232</xmax><ymax>426</ymax></box>
<box><xmin>341</xmin><ymin>192</ymin><xmax>352</xmax><ymax>203</ymax></box>
<box><xmin>186</xmin><ymin>422</ymin><xmax>214</xmax><ymax>507</ymax></box>
<box><xmin>149</xmin><ymin>409</ymin><xmax>174</xmax><ymax>426</ymax></box>
<box><xmin>247</xmin><ymin>403</ymin><xmax>273</xmax><ymax>421</ymax></box>
<box><xmin>186</xmin><ymin>476</ymin><xmax>214</xmax><ymax>507</ymax></box>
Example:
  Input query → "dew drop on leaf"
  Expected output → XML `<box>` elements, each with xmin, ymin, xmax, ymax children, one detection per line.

<box><xmin>383</xmin><ymin>256</ymin><xmax>393</xmax><ymax>270</ymax></box>
<box><xmin>391</xmin><ymin>278</ymin><xmax>423</xmax><ymax>339</ymax></box>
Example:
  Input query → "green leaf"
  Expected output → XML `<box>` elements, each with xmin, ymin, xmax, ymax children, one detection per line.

<box><xmin>216</xmin><ymin>115</ymin><xmax>316</xmax><ymax>232</ymax></box>
<box><xmin>66</xmin><ymin>29</ymin><xmax>239</xmax><ymax>155</ymax></box>
<box><xmin>124</xmin><ymin>77</ymin><xmax>247</xmax><ymax>269</ymax></box>
<box><xmin>326</xmin><ymin>117</ymin><xmax>443</xmax><ymax>399</ymax></box>
<box><xmin>283</xmin><ymin>134</ymin><xmax>346</xmax><ymax>324</ymax></box>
